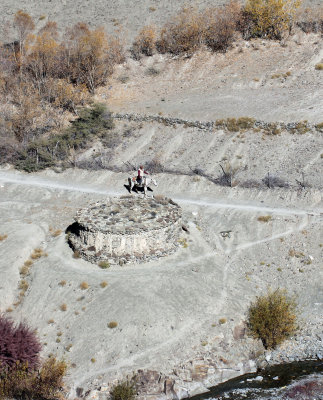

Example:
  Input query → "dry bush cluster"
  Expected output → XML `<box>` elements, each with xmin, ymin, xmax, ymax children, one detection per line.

<box><xmin>0</xmin><ymin>11</ymin><xmax>123</xmax><ymax>169</ymax></box>
<box><xmin>131</xmin><ymin>0</ymin><xmax>314</xmax><ymax>58</ymax></box>
<box><xmin>133</xmin><ymin>2</ymin><xmax>242</xmax><ymax>56</ymax></box>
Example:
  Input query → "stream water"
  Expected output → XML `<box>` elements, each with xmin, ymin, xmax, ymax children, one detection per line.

<box><xmin>191</xmin><ymin>360</ymin><xmax>323</xmax><ymax>400</ymax></box>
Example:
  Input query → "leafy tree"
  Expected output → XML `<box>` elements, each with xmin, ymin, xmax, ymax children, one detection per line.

<box><xmin>247</xmin><ymin>288</ymin><xmax>298</xmax><ymax>349</ymax></box>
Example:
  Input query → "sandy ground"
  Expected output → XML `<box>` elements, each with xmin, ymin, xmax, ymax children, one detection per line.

<box><xmin>0</xmin><ymin>164</ymin><xmax>322</xmax><ymax>396</ymax></box>
<box><xmin>0</xmin><ymin>10</ymin><xmax>322</xmax><ymax>398</ymax></box>
<box><xmin>101</xmin><ymin>32</ymin><xmax>323</xmax><ymax>123</ymax></box>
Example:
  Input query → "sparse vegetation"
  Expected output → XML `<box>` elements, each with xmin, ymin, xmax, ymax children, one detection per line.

<box><xmin>59</xmin><ymin>280</ymin><xmax>67</xmax><ymax>286</ymax></box>
<box><xmin>0</xmin><ymin>234</ymin><xmax>8</xmax><ymax>241</ymax></box>
<box><xmin>73</xmin><ymin>250</ymin><xmax>81</xmax><ymax>259</ymax></box>
<box><xmin>52</xmin><ymin>229</ymin><xmax>62</xmax><ymax>237</ymax></box>
<box><xmin>132</xmin><ymin>25</ymin><xmax>157</xmax><ymax>58</ymax></box>
<box><xmin>178</xmin><ymin>238</ymin><xmax>188</xmax><ymax>248</ymax></box>
<box><xmin>60</xmin><ymin>303</ymin><xmax>67</xmax><ymax>311</ymax></box>
<box><xmin>219</xmin><ymin>318</ymin><xmax>227</xmax><ymax>324</ymax></box>
<box><xmin>0</xmin><ymin>355</ymin><xmax>67</xmax><ymax>400</ymax></box>
<box><xmin>98</xmin><ymin>260</ymin><xmax>110</xmax><ymax>269</ymax></box>
<box><xmin>315</xmin><ymin>63</ymin><xmax>323</xmax><ymax>70</ymax></box>
<box><xmin>110</xmin><ymin>379</ymin><xmax>136</xmax><ymax>400</ymax></box>
<box><xmin>108</xmin><ymin>321</ymin><xmax>118</xmax><ymax>329</ymax></box>
<box><xmin>257</xmin><ymin>215</ymin><xmax>272</xmax><ymax>222</ymax></box>
<box><xmin>80</xmin><ymin>281</ymin><xmax>89</xmax><ymax>290</ymax></box>
<box><xmin>100</xmin><ymin>281</ymin><xmax>108</xmax><ymax>288</ymax></box>
<box><xmin>247</xmin><ymin>288</ymin><xmax>298</xmax><ymax>349</ymax></box>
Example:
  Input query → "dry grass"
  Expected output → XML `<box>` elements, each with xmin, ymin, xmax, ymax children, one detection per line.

<box><xmin>73</xmin><ymin>250</ymin><xmax>81</xmax><ymax>259</ymax></box>
<box><xmin>19</xmin><ymin>280</ymin><xmax>29</xmax><ymax>292</ymax></box>
<box><xmin>108</xmin><ymin>321</ymin><xmax>118</xmax><ymax>329</ymax></box>
<box><xmin>80</xmin><ymin>281</ymin><xmax>89</xmax><ymax>290</ymax></box>
<box><xmin>257</xmin><ymin>215</ymin><xmax>272</xmax><ymax>222</ymax></box>
<box><xmin>30</xmin><ymin>248</ymin><xmax>45</xmax><ymax>259</ymax></box>
<box><xmin>52</xmin><ymin>229</ymin><xmax>62</xmax><ymax>237</ymax></box>
<box><xmin>20</xmin><ymin>265</ymin><xmax>30</xmax><ymax>276</ymax></box>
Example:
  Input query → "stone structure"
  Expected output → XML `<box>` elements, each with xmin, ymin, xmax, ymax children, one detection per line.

<box><xmin>68</xmin><ymin>196</ymin><xmax>182</xmax><ymax>265</ymax></box>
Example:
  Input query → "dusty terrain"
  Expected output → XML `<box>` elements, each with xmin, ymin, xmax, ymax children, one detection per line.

<box><xmin>0</xmin><ymin>8</ymin><xmax>322</xmax><ymax>399</ymax></box>
<box><xmin>0</xmin><ymin>0</ymin><xmax>321</xmax><ymax>44</ymax></box>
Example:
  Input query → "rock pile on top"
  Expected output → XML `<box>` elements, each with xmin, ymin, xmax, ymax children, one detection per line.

<box><xmin>67</xmin><ymin>195</ymin><xmax>182</xmax><ymax>265</ymax></box>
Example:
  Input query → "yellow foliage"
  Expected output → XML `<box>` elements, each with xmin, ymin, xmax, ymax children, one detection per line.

<box><xmin>245</xmin><ymin>0</ymin><xmax>302</xmax><ymax>39</ymax></box>
<box><xmin>247</xmin><ymin>288</ymin><xmax>297</xmax><ymax>349</ymax></box>
<box><xmin>133</xmin><ymin>25</ymin><xmax>157</xmax><ymax>56</ymax></box>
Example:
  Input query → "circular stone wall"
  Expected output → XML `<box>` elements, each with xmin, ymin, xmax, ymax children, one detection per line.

<box><xmin>68</xmin><ymin>196</ymin><xmax>182</xmax><ymax>265</ymax></box>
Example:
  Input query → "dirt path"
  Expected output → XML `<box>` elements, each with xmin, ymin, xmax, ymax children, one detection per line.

<box><xmin>1</xmin><ymin>171</ymin><xmax>321</xmax><ymax>217</ymax></box>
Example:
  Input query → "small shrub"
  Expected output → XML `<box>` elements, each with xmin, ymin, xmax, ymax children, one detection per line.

<box><xmin>110</xmin><ymin>379</ymin><xmax>136</xmax><ymax>400</ymax></box>
<box><xmin>98</xmin><ymin>261</ymin><xmax>110</xmax><ymax>269</ymax></box>
<box><xmin>20</xmin><ymin>265</ymin><xmax>30</xmax><ymax>276</ymax></box>
<box><xmin>58</xmin><ymin>280</ymin><xmax>66</xmax><ymax>286</ymax></box>
<box><xmin>145</xmin><ymin>66</ymin><xmax>160</xmax><ymax>76</ymax></box>
<box><xmin>247</xmin><ymin>288</ymin><xmax>297</xmax><ymax>349</ymax></box>
<box><xmin>178</xmin><ymin>238</ymin><xmax>188</xmax><ymax>248</ymax></box>
<box><xmin>0</xmin><ymin>315</ymin><xmax>41</xmax><ymax>372</ymax></box>
<box><xmin>257</xmin><ymin>215</ymin><xmax>272</xmax><ymax>222</ymax></box>
<box><xmin>203</xmin><ymin>1</ymin><xmax>242</xmax><ymax>52</ymax></box>
<box><xmin>262</xmin><ymin>174</ymin><xmax>288</xmax><ymax>188</ymax></box>
<box><xmin>118</xmin><ymin>75</ymin><xmax>130</xmax><ymax>84</ymax></box>
<box><xmin>60</xmin><ymin>303</ymin><xmax>67</xmax><ymax>311</ymax></box>
<box><xmin>91</xmin><ymin>358</ymin><xmax>96</xmax><ymax>363</ymax></box>
<box><xmin>73</xmin><ymin>250</ymin><xmax>80</xmax><ymax>259</ymax></box>
<box><xmin>157</xmin><ymin>6</ymin><xmax>204</xmax><ymax>55</ymax></box>
<box><xmin>108</xmin><ymin>321</ymin><xmax>118</xmax><ymax>329</ymax></box>
<box><xmin>132</xmin><ymin>25</ymin><xmax>157</xmax><ymax>58</ymax></box>
<box><xmin>80</xmin><ymin>281</ymin><xmax>89</xmax><ymax>290</ymax></box>
<box><xmin>315</xmin><ymin>63</ymin><xmax>323</xmax><ymax>70</ymax></box>
<box><xmin>19</xmin><ymin>280</ymin><xmax>29</xmax><ymax>292</ymax></box>
<box><xmin>30</xmin><ymin>248</ymin><xmax>44</xmax><ymax>259</ymax></box>
<box><xmin>52</xmin><ymin>229</ymin><xmax>62</xmax><ymax>237</ymax></box>
<box><xmin>0</xmin><ymin>234</ymin><xmax>8</xmax><ymax>241</ymax></box>
<box><xmin>47</xmin><ymin>319</ymin><xmax>55</xmax><ymax>324</ymax></box>
<box><xmin>100</xmin><ymin>281</ymin><xmax>108</xmax><ymax>288</ymax></box>
<box><xmin>219</xmin><ymin>318</ymin><xmax>227</xmax><ymax>324</ymax></box>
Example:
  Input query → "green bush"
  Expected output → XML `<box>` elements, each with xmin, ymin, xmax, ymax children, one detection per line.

<box><xmin>110</xmin><ymin>379</ymin><xmax>136</xmax><ymax>400</ymax></box>
<box><xmin>247</xmin><ymin>288</ymin><xmax>298</xmax><ymax>349</ymax></box>
<box><xmin>14</xmin><ymin>104</ymin><xmax>114</xmax><ymax>172</ymax></box>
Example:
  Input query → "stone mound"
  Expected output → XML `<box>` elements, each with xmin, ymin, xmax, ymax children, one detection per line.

<box><xmin>67</xmin><ymin>195</ymin><xmax>182</xmax><ymax>265</ymax></box>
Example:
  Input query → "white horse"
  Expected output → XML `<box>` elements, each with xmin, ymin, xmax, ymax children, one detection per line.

<box><xmin>128</xmin><ymin>175</ymin><xmax>158</xmax><ymax>198</ymax></box>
